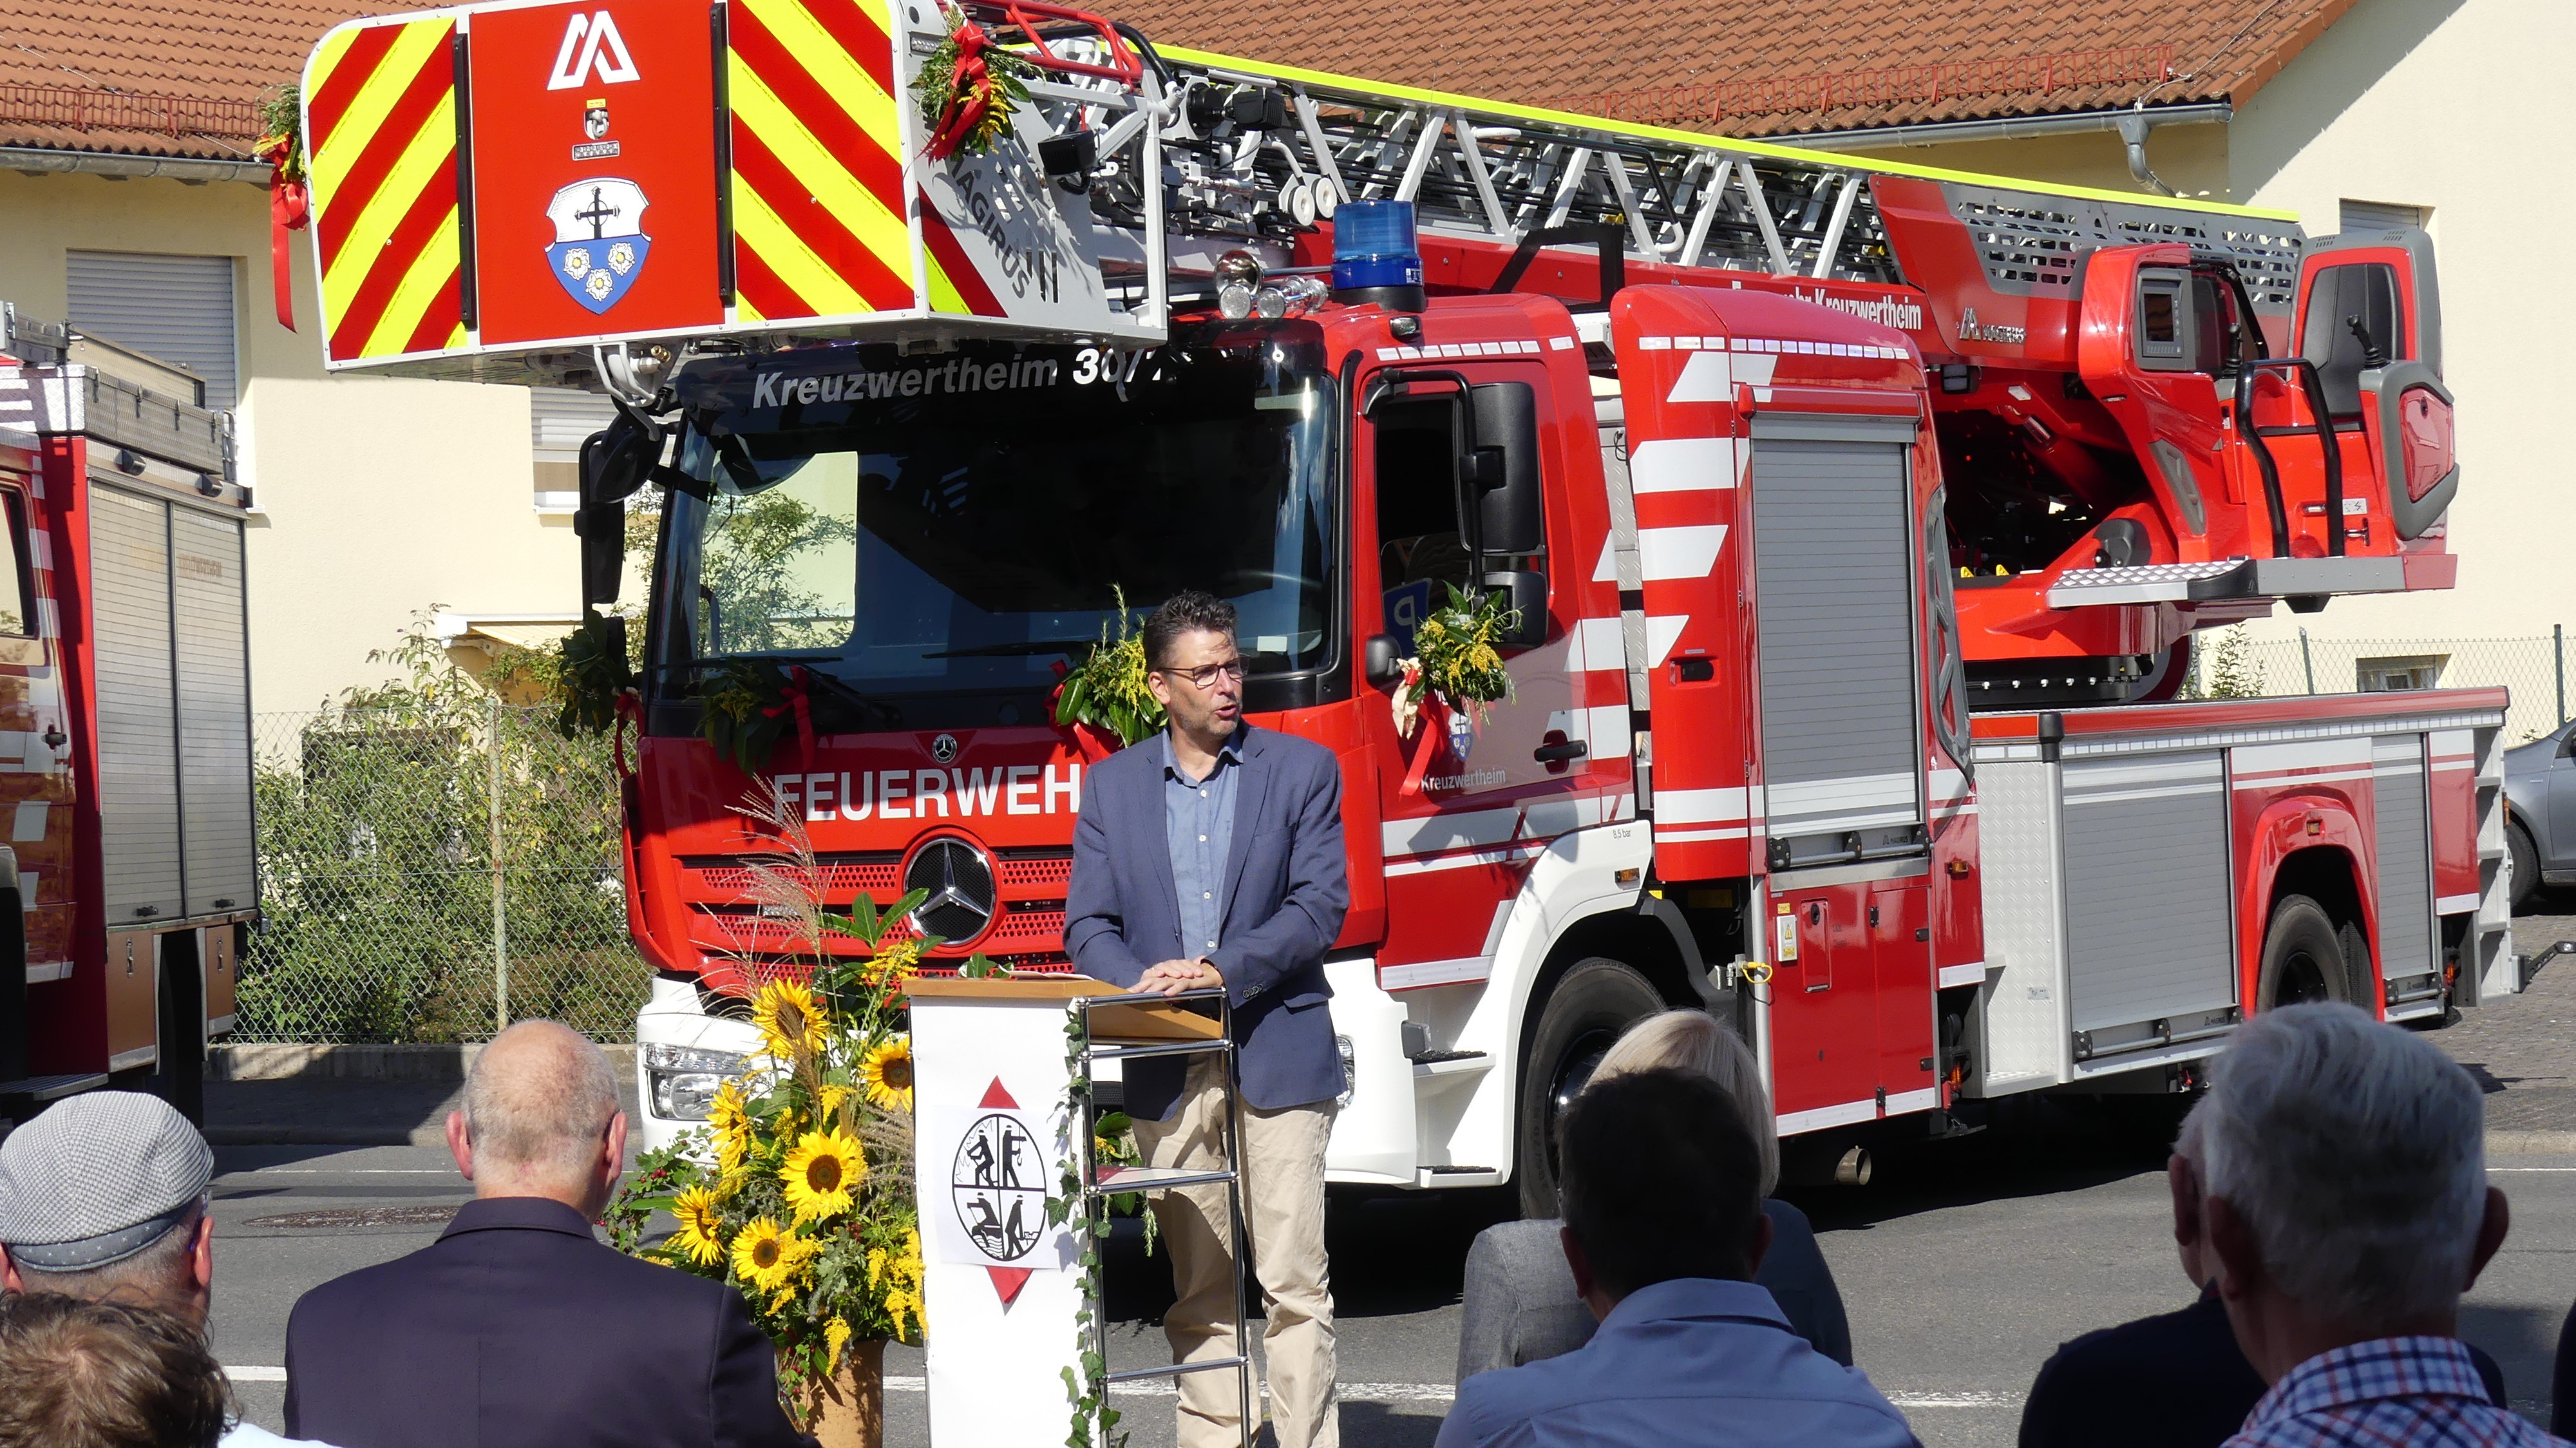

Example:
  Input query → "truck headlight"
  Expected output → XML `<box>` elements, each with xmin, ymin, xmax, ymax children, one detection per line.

<box><xmin>643</xmin><ymin>1043</ymin><xmax>750</xmax><ymax>1121</ymax></box>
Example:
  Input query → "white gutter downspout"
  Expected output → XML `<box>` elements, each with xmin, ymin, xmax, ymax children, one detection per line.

<box><xmin>1772</xmin><ymin>102</ymin><xmax>2232</xmax><ymax>161</ymax></box>
<box><xmin>2114</xmin><ymin>108</ymin><xmax>2177</xmax><ymax>196</ymax></box>
<box><xmin>0</xmin><ymin>146</ymin><xmax>267</xmax><ymax>186</ymax></box>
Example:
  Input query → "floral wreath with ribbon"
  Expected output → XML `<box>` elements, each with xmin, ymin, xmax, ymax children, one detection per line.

<box><xmin>909</xmin><ymin>3</ymin><xmax>1040</xmax><ymax>162</ymax></box>
<box><xmin>1390</xmin><ymin>583</ymin><xmax>1516</xmax><ymax>795</ymax></box>
<box><xmin>254</xmin><ymin>83</ymin><xmax>310</xmax><ymax>332</ymax></box>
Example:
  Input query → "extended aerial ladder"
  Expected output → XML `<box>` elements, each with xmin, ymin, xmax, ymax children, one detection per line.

<box><xmin>301</xmin><ymin>0</ymin><xmax>2456</xmax><ymax>703</ymax></box>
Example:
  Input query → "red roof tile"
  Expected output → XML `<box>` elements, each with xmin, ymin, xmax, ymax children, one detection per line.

<box><xmin>1111</xmin><ymin>0</ymin><xmax>2364</xmax><ymax>137</ymax></box>
<box><xmin>0</xmin><ymin>0</ymin><xmax>413</xmax><ymax>160</ymax></box>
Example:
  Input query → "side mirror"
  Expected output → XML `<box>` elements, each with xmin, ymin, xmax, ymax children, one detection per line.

<box><xmin>1481</xmin><ymin>571</ymin><xmax>1548</xmax><ymax>650</ymax></box>
<box><xmin>577</xmin><ymin>410</ymin><xmax>658</xmax><ymax>609</ymax></box>
<box><xmin>1468</xmin><ymin>382</ymin><xmax>1542</xmax><ymax>554</ymax></box>
<box><xmin>1363</xmin><ymin>633</ymin><xmax>1403</xmax><ymax>688</ymax></box>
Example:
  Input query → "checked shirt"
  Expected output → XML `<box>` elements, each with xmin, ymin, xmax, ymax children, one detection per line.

<box><xmin>2223</xmin><ymin>1336</ymin><xmax>2568</xmax><ymax>1448</ymax></box>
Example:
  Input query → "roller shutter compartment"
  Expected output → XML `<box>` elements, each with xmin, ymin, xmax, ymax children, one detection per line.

<box><xmin>1751</xmin><ymin>420</ymin><xmax>1922</xmax><ymax>862</ymax></box>
<box><xmin>91</xmin><ymin>487</ymin><xmax>182</xmax><ymax>922</ymax></box>
<box><xmin>2372</xmin><ymin>734</ymin><xmax>2436</xmax><ymax>1000</ymax></box>
<box><xmin>172</xmin><ymin>509</ymin><xmax>254</xmax><ymax>916</ymax></box>
<box><xmin>2060</xmin><ymin>750</ymin><xmax>2238</xmax><ymax>1057</ymax></box>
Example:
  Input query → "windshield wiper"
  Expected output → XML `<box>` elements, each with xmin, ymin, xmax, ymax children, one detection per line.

<box><xmin>920</xmin><ymin>638</ymin><xmax>1100</xmax><ymax>659</ymax></box>
<box><xmin>661</xmin><ymin>658</ymin><xmax>905</xmax><ymax>728</ymax></box>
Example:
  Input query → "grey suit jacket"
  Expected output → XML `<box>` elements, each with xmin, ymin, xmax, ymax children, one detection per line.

<box><xmin>1064</xmin><ymin>721</ymin><xmax>1350</xmax><ymax>1118</ymax></box>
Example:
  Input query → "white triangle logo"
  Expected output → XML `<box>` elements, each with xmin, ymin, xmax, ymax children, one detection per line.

<box><xmin>547</xmin><ymin>11</ymin><xmax>641</xmax><ymax>91</ymax></box>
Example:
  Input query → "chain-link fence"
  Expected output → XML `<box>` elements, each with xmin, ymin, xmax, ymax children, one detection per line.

<box><xmin>234</xmin><ymin>698</ymin><xmax>645</xmax><ymax>1043</ymax></box>
<box><xmin>2186</xmin><ymin>627</ymin><xmax>2574</xmax><ymax>743</ymax></box>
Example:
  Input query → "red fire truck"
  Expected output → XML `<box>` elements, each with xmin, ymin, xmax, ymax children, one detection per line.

<box><xmin>299</xmin><ymin>0</ymin><xmax>2508</xmax><ymax>1205</ymax></box>
<box><xmin>0</xmin><ymin>305</ymin><xmax>256</xmax><ymax>1127</ymax></box>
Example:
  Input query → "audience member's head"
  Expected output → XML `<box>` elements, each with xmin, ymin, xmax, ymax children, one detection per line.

<box><xmin>0</xmin><ymin>1093</ymin><xmax>215</xmax><ymax>1326</ymax></box>
<box><xmin>0</xmin><ymin>1292</ymin><xmax>229</xmax><ymax>1448</ymax></box>
<box><xmin>1556</xmin><ymin>1069</ymin><xmax>1772</xmax><ymax>1317</ymax></box>
<box><xmin>2181</xmin><ymin>1002</ymin><xmax>2508</xmax><ymax>1380</ymax></box>
<box><xmin>1593</xmin><ymin>1010</ymin><xmax>1780</xmax><ymax>1196</ymax></box>
<box><xmin>449</xmin><ymin>1018</ymin><xmax>627</xmax><ymax>1214</ymax></box>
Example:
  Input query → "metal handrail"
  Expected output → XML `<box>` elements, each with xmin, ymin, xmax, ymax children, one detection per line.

<box><xmin>2232</xmin><ymin>357</ymin><xmax>2347</xmax><ymax>559</ymax></box>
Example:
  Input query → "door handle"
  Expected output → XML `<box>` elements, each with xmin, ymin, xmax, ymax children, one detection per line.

<box><xmin>1533</xmin><ymin>740</ymin><xmax>1587</xmax><ymax>763</ymax></box>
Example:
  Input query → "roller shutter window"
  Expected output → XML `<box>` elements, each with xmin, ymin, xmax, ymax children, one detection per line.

<box><xmin>91</xmin><ymin>488</ymin><xmax>183</xmax><ymax>921</ymax></box>
<box><xmin>2338</xmin><ymin>199</ymin><xmax>2426</xmax><ymax>236</ymax></box>
<box><xmin>1752</xmin><ymin>426</ymin><xmax>1922</xmax><ymax>855</ymax></box>
<box><xmin>173</xmin><ymin>510</ymin><xmax>255</xmax><ymax>915</ymax></box>
<box><xmin>531</xmin><ymin>386</ymin><xmax>618</xmax><ymax>459</ymax></box>
<box><xmin>65</xmin><ymin>252</ymin><xmax>240</xmax><ymax>410</ymax></box>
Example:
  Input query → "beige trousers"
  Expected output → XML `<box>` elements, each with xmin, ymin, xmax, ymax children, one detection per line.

<box><xmin>1130</xmin><ymin>1055</ymin><xmax>1338</xmax><ymax>1448</ymax></box>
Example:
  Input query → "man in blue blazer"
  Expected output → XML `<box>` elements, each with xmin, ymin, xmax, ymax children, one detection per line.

<box><xmin>1065</xmin><ymin>590</ymin><xmax>1350</xmax><ymax>1448</ymax></box>
<box><xmin>281</xmin><ymin>1020</ymin><xmax>808</xmax><ymax>1448</ymax></box>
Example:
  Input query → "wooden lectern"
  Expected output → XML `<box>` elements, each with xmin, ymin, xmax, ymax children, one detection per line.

<box><xmin>904</xmin><ymin>976</ymin><xmax>1247</xmax><ymax>1447</ymax></box>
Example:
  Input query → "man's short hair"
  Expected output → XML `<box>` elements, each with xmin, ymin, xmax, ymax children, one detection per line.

<box><xmin>1142</xmin><ymin>591</ymin><xmax>1238</xmax><ymax>671</ymax></box>
<box><xmin>14</xmin><ymin>1199</ymin><xmax>205</xmax><ymax>1312</ymax></box>
<box><xmin>461</xmin><ymin>1020</ymin><xmax>620</xmax><ymax>1187</ymax></box>
<box><xmin>1557</xmin><ymin>1069</ymin><xmax>1765</xmax><ymax>1299</ymax></box>
<box><xmin>0</xmin><ymin>1293</ymin><xmax>229</xmax><ymax>1448</ymax></box>
<box><xmin>2189</xmin><ymin>1001</ymin><xmax>2486</xmax><ymax>1328</ymax></box>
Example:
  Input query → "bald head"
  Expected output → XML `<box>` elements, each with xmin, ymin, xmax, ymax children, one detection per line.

<box><xmin>450</xmin><ymin>1020</ymin><xmax>625</xmax><ymax>1211</ymax></box>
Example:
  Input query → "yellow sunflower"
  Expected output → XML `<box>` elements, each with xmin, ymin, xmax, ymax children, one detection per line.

<box><xmin>750</xmin><ymin>979</ymin><xmax>830</xmax><ymax>1060</ymax></box>
<box><xmin>781</xmin><ymin>1127</ymin><xmax>865</xmax><ymax>1224</ymax></box>
<box><xmin>731</xmin><ymin>1215</ymin><xmax>819</xmax><ymax>1295</ymax></box>
<box><xmin>858</xmin><ymin>1035</ymin><xmax>914</xmax><ymax>1112</ymax></box>
<box><xmin>824</xmin><ymin>1317</ymin><xmax>853</xmax><ymax>1368</ymax></box>
<box><xmin>862</xmin><ymin>937</ymin><xmax>923</xmax><ymax>986</ymax></box>
<box><xmin>708</xmin><ymin>1080</ymin><xmax>751</xmax><ymax>1174</ymax></box>
<box><xmin>670</xmin><ymin>1185</ymin><xmax>726</xmax><ymax>1266</ymax></box>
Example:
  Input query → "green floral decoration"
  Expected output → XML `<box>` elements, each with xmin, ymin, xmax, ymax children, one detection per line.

<box><xmin>552</xmin><ymin>609</ymin><xmax>636</xmax><ymax>739</ymax></box>
<box><xmin>1406</xmin><ymin>582</ymin><xmax>1516</xmax><ymax>724</ymax></box>
<box><xmin>1052</xmin><ymin>587</ymin><xmax>1166</xmax><ymax>749</ymax></box>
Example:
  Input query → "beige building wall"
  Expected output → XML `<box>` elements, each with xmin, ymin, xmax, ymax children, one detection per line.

<box><xmin>1821</xmin><ymin>0</ymin><xmax>2572</xmax><ymax>711</ymax></box>
<box><xmin>0</xmin><ymin>167</ymin><xmax>579</xmax><ymax>715</ymax></box>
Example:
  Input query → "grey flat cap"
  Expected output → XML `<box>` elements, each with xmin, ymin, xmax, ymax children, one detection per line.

<box><xmin>0</xmin><ymin>1091</ymin><xmax>213</xmax><ymax>1271</ymax></box>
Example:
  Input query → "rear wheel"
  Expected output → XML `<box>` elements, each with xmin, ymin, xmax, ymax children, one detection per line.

<box><xmin>2258</xmin><ymin>895</ymin><xmax>2352</xmax><ymax>1011</ymax></box>
<box><xmin>1514</xmin><ymin>958</ymin><xmax>1662</xmax><ymax>1219</ymax></box>
<box><xmin>2509</xmin><ymin>819</ymin><xmax>2540</xmax><ymax>914</ymax></box>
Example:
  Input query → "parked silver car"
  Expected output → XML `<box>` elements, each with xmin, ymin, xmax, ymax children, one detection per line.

<box><xmin>2505</xmin><ymin>718</ymin><xmax>2576</xmax><ymax>911</ymax></box>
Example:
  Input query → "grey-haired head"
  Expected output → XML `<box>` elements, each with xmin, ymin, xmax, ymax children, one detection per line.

<box><xmin>0</xmin><ymin>1092</ymin><xmax>212</xmax><ymax>1274</ymax></box>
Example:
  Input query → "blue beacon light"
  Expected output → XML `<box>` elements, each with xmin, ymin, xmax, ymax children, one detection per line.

<box><xmin>1331</xmin><ymin>198</ymin><xmax>1425</xmax><ymax>311</ymax></box>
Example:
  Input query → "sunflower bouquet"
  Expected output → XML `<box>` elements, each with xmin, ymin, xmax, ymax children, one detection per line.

<box><xmin>607</xmin><ymin>783</ymin><xmax>998</xmax><ymax>1426</ymax></box>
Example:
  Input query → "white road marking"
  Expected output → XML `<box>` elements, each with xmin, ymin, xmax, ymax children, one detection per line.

<box><xmin>230</xmin><ymin>1169</ymin><xmax>457</xmax><ymax>1176</ymax></box>
<box><xmin>225</xmin><ymin>1366</ymin><xmax>2036</xmax><ymax>1413</ymax></box>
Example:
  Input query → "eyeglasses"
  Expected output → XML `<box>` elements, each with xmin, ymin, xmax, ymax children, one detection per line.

<box><xmin>1160</xmin><ymin>658</ymin><xmax>1247</xmax><ymax>689</ymax></box>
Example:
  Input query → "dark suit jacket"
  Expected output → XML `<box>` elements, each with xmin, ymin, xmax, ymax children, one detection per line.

<box><xmin>2018</xmin><ymin>1282</ymin><xmax>2506</xmax><ymax>1448</ymax></box>
<box><xmin>1065</xmin><ymin>721</ymin><xmax>1350</xmax><ymax>1118</ymax></box>
<box><xmin>283</xmin><ymin>1196</ymin><xmax>808</xmax><ymax>1448</ymax></box>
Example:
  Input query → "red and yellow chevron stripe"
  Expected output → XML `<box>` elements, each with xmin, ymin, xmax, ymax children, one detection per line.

<box><xmin>305</xmin><ymin>17</ymin><xmax>464</xmax><ymax>363</ymax></box>
<box><xmin>726</xmin><ymin>0</ymin><xmax>995</xmax><ymax>320</ymax></box>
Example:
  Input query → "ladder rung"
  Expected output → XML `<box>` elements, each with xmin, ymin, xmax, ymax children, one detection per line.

<box><xmin>1105</xmin><ymin>1356</ymin><xmax>1251</xmax><ymax>1384</ymax></box>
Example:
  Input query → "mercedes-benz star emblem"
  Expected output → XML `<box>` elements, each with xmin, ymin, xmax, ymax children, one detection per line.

<box><xmin>931</xmin><ymin>733</ymin><xmax>959</xmax><ymax>764</ymax></box>
<box><xmin>904</xmin><ymin>837</ymin><xmax>997</xmax><ymax>943</ymax></box>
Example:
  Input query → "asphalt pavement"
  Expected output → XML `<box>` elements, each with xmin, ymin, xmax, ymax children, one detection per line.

<box><xmin>198</xmin><ymin>902</ymin><xmax>2576</xmax><ymax>1447</ymax></box>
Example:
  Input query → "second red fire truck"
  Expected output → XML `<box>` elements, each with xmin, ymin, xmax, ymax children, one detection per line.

<box><xmin>299</xmin><ymin>0</ymin><xmax>2508</xmax><ymax>1208</ymax></box>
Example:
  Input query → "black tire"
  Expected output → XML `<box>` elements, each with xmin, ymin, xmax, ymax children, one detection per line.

<box><xmin>2335</xmin><ymin>919</ymin><xmax>2378</xmax><ymax>1014</ymax></box>
<box><xmin>2509</xmin><ymin>819</ymin><xmax>2540</xmax><ymax>915</ymax></box>
<box><xmin>2258</xmin><ymin>895</ymin><xmax>2352</xmax><ymax>1011</ymax></box>
<box><xmin>1515</xmin><ymin>957</ymin><xmax>1662</xmax><ymax>1219</ymax></box>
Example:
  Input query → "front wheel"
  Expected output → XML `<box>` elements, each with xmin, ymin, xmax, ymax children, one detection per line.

<box><xmin>2509</xmin><ymin>819</ymin><xmax>2540</xmax><ymax>915</ymax></box>
<box><xmin>1513</xmin><ymin>957</ymin><xmax>1662</xmax><ymax>1219</ymax></box>
<box><xmin>2258</xmin><ymin>895</ymin><xmax>2353</xmax><ymax>1011</ymax></box>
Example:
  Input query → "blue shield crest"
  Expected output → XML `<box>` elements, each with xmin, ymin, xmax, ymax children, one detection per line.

<box><xmin>545</xmin><ymin>178</ymin><xmax>651</xmax><ymax>315</ymax></box>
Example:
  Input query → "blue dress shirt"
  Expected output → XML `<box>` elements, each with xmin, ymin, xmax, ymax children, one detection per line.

<box><xmin>1162</xmin><ymin>729</ymin><xmax>1242</xmax><ymax>962</ymax></box>
<box><xmin>1436</xmin><ymin>1277</ymin><xmax>1920</xmax><ymax>1448</ymax></box>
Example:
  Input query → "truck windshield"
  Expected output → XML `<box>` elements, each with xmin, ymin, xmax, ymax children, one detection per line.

<box><xmin>658</xmin><ymin>324</ymin><xmax>1337</xmax><ymax>723</ymax></box>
